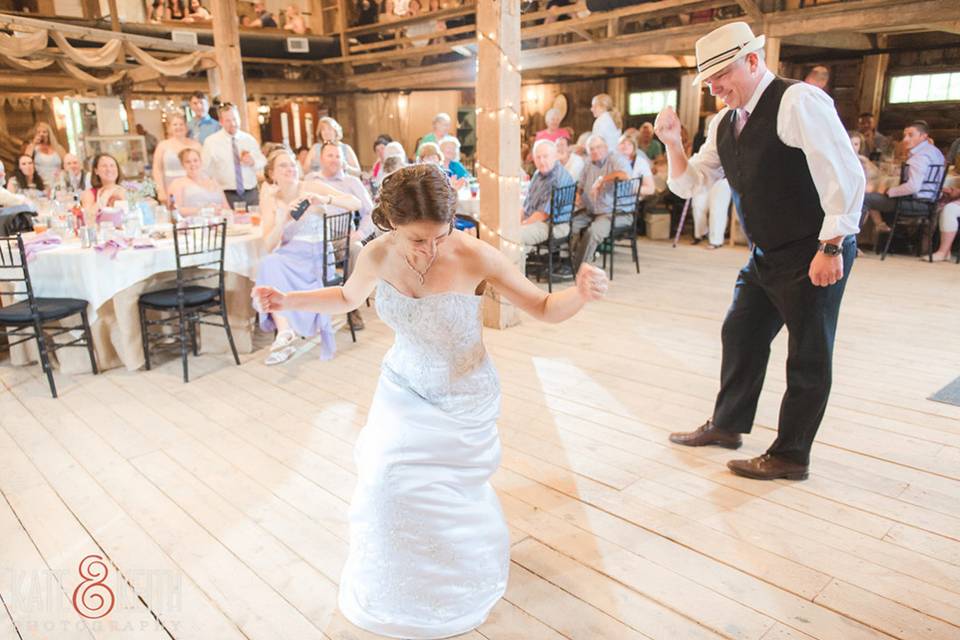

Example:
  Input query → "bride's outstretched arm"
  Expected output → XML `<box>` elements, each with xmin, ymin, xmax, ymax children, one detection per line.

<box><xmin>252</xmin><ymin>238</ymin><xmax>382</xmax><ymax>315</ymax></box>
<box><xmin>480</xmin><ymin>240</ymin><xmax>607</xmax><ymax>323</ymax></box>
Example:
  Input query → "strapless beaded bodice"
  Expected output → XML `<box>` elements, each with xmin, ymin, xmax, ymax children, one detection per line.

<box><xmin>375</xmin><ymin>279</ymin><xmax>499</xmax><ymax>412</ymax></box>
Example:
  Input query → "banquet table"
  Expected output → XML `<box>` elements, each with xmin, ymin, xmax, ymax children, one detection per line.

<box><xmin>3</xmin><ymin>226</ymin><xmax>265</xmax><ymax>374</ymax></box>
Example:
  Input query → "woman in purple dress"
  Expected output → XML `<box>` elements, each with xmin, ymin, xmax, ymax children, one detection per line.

<box><xmin>256</xmin><ymin>148</ymin><xmax>362</xmax><ymax>365</ymax></box>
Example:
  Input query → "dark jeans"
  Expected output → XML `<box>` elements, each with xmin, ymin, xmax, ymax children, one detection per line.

<box><xmin>712</xmin><ymin>236</ymin><xmax>856</xmax><ymax>465</ymax></box>
<box><xmin>224</xmin><ymin>188</ymin><xmax>260</xmax><ymax>209</ymax></box>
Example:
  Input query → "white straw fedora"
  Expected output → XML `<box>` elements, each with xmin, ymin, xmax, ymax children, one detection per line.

<box><xmin>692</xmin><ymin>22</ymin><xmax>766</xmax><ymax>85</ymax></box>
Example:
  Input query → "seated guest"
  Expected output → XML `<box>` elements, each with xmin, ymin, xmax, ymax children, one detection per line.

<box><xmin>54</xmin><ymin>153</ymin><xmax>88</xmax><ymax>195</ymax></box>
<box><xmin>930</xmin><ymin>186</ymin><xmax>960</xmax><ymax>262</ymax></box>
<box><xmin>306</xmin><ymin>141</ymin><xmax>376</xmax><ymax>328</ymax></box>
<box><xmin>370</xmin><ymin>134</ymin><xmax>393</xmax><ymax>181</ymax></box>
<box><xmin>570</xmin><ymin>134</ymin><xmax>631</xmax><ymax>269</ymax></box>
<box><xmin>80</xmin><ymin>154</ymin><xmax>127</xmax><ymax>226</ymax></box>
<box><xmin>296</xmin><ymin>146</ymin><xmax>311</xmax><ymax>173</ymax></box>
<box><xmin>307</xmin><ymin>116</ymin><xmax>362</xmax><ymax>178</ymax></box>
<box><xmin>244</xmin><ymin>1</ymin><xmax>278</xmax><ymax>26</ymax></box>
<box><xmin>857</xmin><ymin>112</ymin><xmax>892</xmax><ymax>160</ymax></box>
<box><xmin>535</xmin><ymin>108</ymin><xmax>571</xmax><ymax>144</ymax></box>
<box><xmin>848</xmin><ymin>131</ymin><xmax>879</xmax><ymax>189</ymax></box>
<box><xmin>947</xmin><ymin>134</ymin><xmax>959</xmax><ymax>169</ymax></box>
<box><xmin>283</xmin><ymin>5</ymin><xmax>308</xmax><ymax>33</ymax></box>
<box><xmin>636</xmin><ymin>122</ymin><xmax>664</xmax><ymax>161</ymax></box>
<box><xmin>201</xmin><ymin>102</ymin><xmax>267</xmax><ymax>208</ymax></box>
<box><xmin>256</xmin><ymin>149</ymin><xmax>362</xmax><ymax>365</ymax></box>
<box><xmin>0</xmin><ymin>163</ymin><xmax>28</xmax><ymax>208</ymax></box>
<box><xmin>417</xmin><ymin>142</ymin><xmax>443</xmax><ymax>165</ymax></box>
<box><xmin>438</xmin><ymin>136</ymin><xmax>470</xmax><ymax>179</ymax></box>
<box><xmin>168</xmin><ymin>148</ymin><xmax>230</xmax><ymax>216</ymax></box>
<box><xmin>615</xmin><ymin>134</ymin><xmax>655</xmax><ymax>198</ymax></box>
<box><xmin>862</xmin><ymin>121</ymin><xmax>945</xmax><ymax>233</ymax></box>
<box><xmin>416</xmin><ymin>112</ymin><xmax>452</xmax><ymax>156</ymax></box>
<box><xmin>556</xmin><ymin>136</ymin><xmax>584</xmax><ymax>183</ymax></box>
<box><xmin>519</xmin><ymin>139</ymin><xmax>575</xmax><ymax>251</ymax></box>
<box><xmin>7</xmin><ymin>154</ymin><xmax>45</xmax><ymax>195</ymax></box>
<box><xmin>182</xmin><ymin>0</ymin><xmax>211</xmax><ymax>21</ymax></box>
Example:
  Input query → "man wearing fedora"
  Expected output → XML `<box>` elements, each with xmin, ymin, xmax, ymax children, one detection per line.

<box><xmin>656</xmin><ymin>22</ymin><xmax>864</xmax><ymax>480</ymax></box>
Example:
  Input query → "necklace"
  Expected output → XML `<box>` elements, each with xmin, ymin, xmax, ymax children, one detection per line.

<box><xmin>404</xmin><ymin>251</ymin><xmax>438</xmax><ymax>286</ymax></box>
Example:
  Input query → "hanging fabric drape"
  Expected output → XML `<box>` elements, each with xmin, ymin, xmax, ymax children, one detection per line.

<box><xmin>58</xmin><ymin>59</ymin><xmax>127</xmax><ymax>86</ymax></box>
<box><xmin>0</xmin><ymin>25</ymin><xmax>216</xmax><ymax>89</ymax></box>
<box><xmin>0</xmin><ymin>28</ymin><xmax>47</xmax><ymax>58</ymax></box>
<box><xmin>124</xmin><ymin>41</ymin><xmax>204</xmax><ymax>77</ymax></box>
<box><xmin>50</xmin><ymin>31</ymin><xmax>123</xmax><ymax>67</ymax></box>
<box><xmin>0</xmin><ymin>52</ymin><xmax>53</xmax><ymax>70</ymax></box>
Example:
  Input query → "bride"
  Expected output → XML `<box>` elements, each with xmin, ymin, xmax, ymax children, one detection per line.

<box><xmin>253</xmin><ymin>164</ymin><xmax>608</xmax><ymax>639</ymax></box>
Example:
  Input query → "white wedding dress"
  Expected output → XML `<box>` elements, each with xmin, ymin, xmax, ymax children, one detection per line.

<box><xmin>338</xmin><ymin>279</ymin><xmax>510</xmax><ymax>639</ymax></box>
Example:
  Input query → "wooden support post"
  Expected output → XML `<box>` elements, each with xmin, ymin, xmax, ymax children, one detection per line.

<box><xmin>211</xmin><ymin>0</ymin><xmax>248</xmax><ymax>128</ymax></box>
<box><xmin>477</xmin><ymin>0</ymin><xmax>522</xmax><ymax>330</ymax></box>
<box><xmin>607</xmin><ymin>76</ymin><xmax>627</xmax><ymax>129</ymax></box>
<box><xmin>337</xmin><ymin>0</ymin><xmax>351</xmax><ymax>74</ymax></box>
<box><xmin>678</xmin><ymin>72</ymin><xmax>700</xmax><ymax>140</ymax></box>
<box><xmin>107</xmin><ymin>0</ymin><xmax>121</xmax><ymax>31</ymax></box>
<box><xmin>764</xmin><ymin>35</ymin><xmax>781</xmax><ymax>76</ymax></box>
<box><xmin>858</xmin><ymin>53</ymin><xmax>889</xmax><ymax>122</ymax></box>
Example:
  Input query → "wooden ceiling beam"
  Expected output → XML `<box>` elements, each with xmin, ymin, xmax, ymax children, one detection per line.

<box><xmin>735</xmin><ymin>0</ymin><xmax>763</xmax><ymax>23</ymax></box>
<box><xmin>765</xmin><ymin>0</ymin><xmax>956</xmax><ymax>37</ymax></box>
<box><xmin>0</xmin><ymin>12</ymin><xmax>213</xmax><ymax>52</ymax></box>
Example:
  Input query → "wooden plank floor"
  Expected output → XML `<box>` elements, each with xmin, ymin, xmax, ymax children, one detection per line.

<box><xmin>1</xmin><ymin>240</ymin><xmax>958</xmax><ymax>640</ymax></box>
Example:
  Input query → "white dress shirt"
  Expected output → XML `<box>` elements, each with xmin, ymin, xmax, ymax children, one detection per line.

<box><xmin>887</xmin><ymin>139</ymin><xmax>945</xmax><ymax>199</ymax></box>
<box><xmin>669</xmin><ymin>71</ymin><xmax>864</xmax><ymax>241</ymax></box>
<box><xmin>592</xmin><ymin>111</ymin><xmax>622</xmax><ymax>156</ymax></box>
<box><xmin>201</xmin><ymin>129</ymin><xmax>267</xmax><ymax>192</ymax></box>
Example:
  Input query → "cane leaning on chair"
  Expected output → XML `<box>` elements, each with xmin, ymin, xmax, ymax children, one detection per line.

<box><xmin>0</xmin><ymin>234</ymin><xmax>98</xmax><ymax>397</ymax></box>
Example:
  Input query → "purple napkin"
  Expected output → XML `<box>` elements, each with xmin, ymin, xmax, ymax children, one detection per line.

<box><xmin>24</xmin><ymin>231</ymin><xmax>62</xmax><ymax>262</ymax></box>
<box><xmin>94</xmin><ymin>238</ymin><xmax>129</xmax><ymax>260</ymax></box>
<box><xmin>131</xmin><ymin>238</ymin><xmax>156</xmax><ymax>250</ymax></box>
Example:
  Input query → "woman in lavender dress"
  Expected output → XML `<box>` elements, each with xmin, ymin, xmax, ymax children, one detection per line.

<box><xmin>256</xmin><ymin>148</ymin><xmax>362</xmax><ymax>365</ymax></box>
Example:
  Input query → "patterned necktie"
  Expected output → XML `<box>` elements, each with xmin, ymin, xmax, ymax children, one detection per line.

<box><xmin>735</xmin><ymin>109</ymin><xmax>750</xmax><ymax>138</ymax></box>
<box><xmin>232</xmin><ymin>135</ymin><xmax>245</xmax><ymax>197</ymax></box>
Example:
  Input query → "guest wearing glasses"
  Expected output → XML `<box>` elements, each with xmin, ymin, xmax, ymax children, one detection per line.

<box><xmin>201</xmin><ymin>102</ymin><xmax>267</xmax><ymax>209</ymax></box>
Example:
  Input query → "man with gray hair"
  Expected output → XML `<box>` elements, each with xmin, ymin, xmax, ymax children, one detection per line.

<box><xmin>569</xmin><ymin>134</ymin><xmax>631</xmax><ymax>269</ymax></box>
<box><xmin>520</xmin><ymin>139</ymin><xmax>575</xmax><ymax>250</ymax></box>
<box><xmin>417</xmin><ymin>112</ymin><xmax>453</xmax><ymax>156</ymax></box>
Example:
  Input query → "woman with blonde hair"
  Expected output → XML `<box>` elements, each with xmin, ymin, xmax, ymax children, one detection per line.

<box><xmin>306</xmin><ymin>116</ymin><xmax>362</xmax><ymax>178</ymax></box>
<box><xmin>23</xmin><ymin>122</ymin><xmax>65</xmax><ymax>187</ymax></box>
<box><xmin>590</xmin><ymin>93</ymin><xmax>622</xmax><ymax>153</ymax></box>
<box><xmin>152</xmin><ymin>112</ymin><xmax>202</xmax><ymax>205</ymax></box>
<box><xmin>255</xmin><ymin>147</ymin><xmax>362</xmax><ymax>365</ymax></box>
<box><xmin>283</xmin><ymin>4</ymin><xmax>307</xmax><ymax>34</ymax></box>
<box><xmin>167</xmin><ymin>148</ymin><xmax>229</xmax><ymax>215</ymax></box>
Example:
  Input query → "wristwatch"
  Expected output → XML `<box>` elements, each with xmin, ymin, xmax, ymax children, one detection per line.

<box><xmin>818</xmin><ymin>242</ymin><xmax>842</xmax><ymax>256</ymax></box>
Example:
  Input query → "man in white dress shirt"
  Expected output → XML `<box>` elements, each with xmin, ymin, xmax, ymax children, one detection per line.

<box><xmin>657</xmin><ymin>22</ymin><xmax>864</xmax><ymax>481</ymax></box>
<box><xmin>201</xmin><ymin>103</ymin><xmax>266</xmax><ymax>209</ymax></box>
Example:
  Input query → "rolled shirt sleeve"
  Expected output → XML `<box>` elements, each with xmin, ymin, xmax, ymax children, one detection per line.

<box><xmin>667</xmin><ymin>109</ymin><xmax>729</xmax><ymax>199</ymax></box>
<box><xmin>777</xmin><ymin>84</ymin><xmax>864</xmax><ymax>240</ymax></box>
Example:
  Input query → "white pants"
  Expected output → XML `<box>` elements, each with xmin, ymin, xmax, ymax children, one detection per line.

<box><xmin>940</xmin><ymin>201</ymin><xmax>960</xmax><ymax>233</ymax></box>
<box><xmin>520</xmin><ymin>220</ymin><xmax>570</xmax><ymax>253</ymax></box>
<box><xmin>691</xmin><ymin>179</ymin><xmax>731</xmax><ymax>246</ymax></box>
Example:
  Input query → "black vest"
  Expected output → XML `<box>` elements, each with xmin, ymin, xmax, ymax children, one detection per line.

<box><xmin>717</xmin><ymin>77</ymin><xmax>824</xmax><ymax>251</ymax></box>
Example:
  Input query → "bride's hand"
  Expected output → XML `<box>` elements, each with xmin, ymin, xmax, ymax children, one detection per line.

<box><xmin>575</xmin><ymin>263</ymin><xmax>608</xmax><ymax>302</ymax></box>
<box><xmin>252</xmin><ymin>285</ymin><xmax>287</xmax><ymax>313</ymax></box>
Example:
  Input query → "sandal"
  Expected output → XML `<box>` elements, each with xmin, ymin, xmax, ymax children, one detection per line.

<box><xmin>270</xmin><ymin>329</ymin><xmax>297</xmax><ymax>352</ymax></box>
<box><xmin>265</xmin><ymin>345</ymin><xmax>297</xmax><ymax>366</ymax></box>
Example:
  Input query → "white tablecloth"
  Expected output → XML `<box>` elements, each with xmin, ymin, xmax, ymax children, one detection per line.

<box><xmin>4</xmin><ymin>227</ymin><xmax>265</xmax><ymax>373</ymax></box>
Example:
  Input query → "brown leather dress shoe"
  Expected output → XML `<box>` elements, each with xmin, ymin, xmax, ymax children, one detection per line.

<box><xmin>727</xmin><ymin>454</ymin><xmax>809</xmax><ymax>481</ymax></box>
<box><xmin>669</xmin><ymin>420</ymin><xmax>742</xmax><ymax>449</ymax></box>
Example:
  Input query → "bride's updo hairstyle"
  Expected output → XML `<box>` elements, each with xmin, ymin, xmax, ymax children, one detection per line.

<box><xmin>372</xmin><ymin>163</ymin><xmax>457</xmax><ymax>232</ymax></box>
